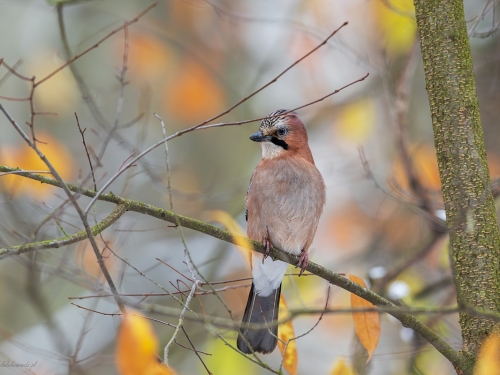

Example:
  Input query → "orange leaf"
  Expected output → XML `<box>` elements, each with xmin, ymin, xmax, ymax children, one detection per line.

<box><xmin>277</xmin><ymin>295</ymin><xmax>298</xmax><ymax>375</ymax></box>
<box><xmin>391</xmin><ymin>143</ymin><xmax>441</xmax><ymax>192</ymax></box>
<box><xmin>474</xmin><ymin>331</ymin><xmax>500</xmax><ymax>375</ymax></box>
<box><xmin>127</xmin><ymin>33</ymin><xmax>173</xmax><ymax>80</ymax></box>
<box><xmin>329</xmin><ymin>357</ymin><xmax>356</xmax><ymax>375</ymax></box>
<box><xmin>164</xmin><ymin>61</ymin><xmax>225</xmax><ymax>124</ymax></box>
<box><xmin>348</xmin><ymin>274</ymin><xmax>381</xmax><ymax>363</ymax></box>
<box><xmin>204</xmin><ymin>210</ymin><xmax>251</xmax><ymax>269</ymax></box>
<box><xmin>0</xmin><ymin>132</ymin><xmax>75</xmax><ymax>199</ymax></box>
<box><xmin>116</xmin><ymin>312</ymin><xmax>176</xmax><ymax>375</ymax></box>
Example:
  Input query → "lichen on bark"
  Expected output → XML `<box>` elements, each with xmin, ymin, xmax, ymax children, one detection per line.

<box><xmin>414</xmin><ymin>0</ymin><xmax>500</xmax><ymax>364</ymax></box>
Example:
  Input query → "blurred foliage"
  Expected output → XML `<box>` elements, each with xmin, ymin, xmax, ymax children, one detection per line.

<box><xmin>116</xmin><ymin>312</ymin><xmax>175</xmax><ymax>375</ymax></box>
<box><xmin>0</xmin><ymin>131</ymin><xmax>75</xmax><ymax>198</ymax></box>
<box><xmin>329</xmin><ymin>357</ymin><xmax>356</xmax><ymax>375</ymax></box>
<box><xmin>474</xmin><ymin>331</ymin><xmax>500</xmax><ymax>375</ymax></box>
<box><xmin>372</xmin><ymin>0</ymin><xmax>417</xmax><ymax>56</ymax></box>
<box><xmin>0</xmin><ymin>0</ymin><xmax>500</xmax><ymax>374</ymax></box>
<box><xmin>349</xmin><ymin>274</ymin><xmax>381</xmax><ymax>363</ymax></box>
<box><xmin>277</xmin><ymin>294</ymin><xmax>298</xmax><ymax>375</ymax></box>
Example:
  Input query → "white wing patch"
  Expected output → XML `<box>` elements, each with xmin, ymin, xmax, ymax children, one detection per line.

<box><xmin>251</xmin><ymin>254</ymin><xmax>289</xmax><ymax>297</ymax></box>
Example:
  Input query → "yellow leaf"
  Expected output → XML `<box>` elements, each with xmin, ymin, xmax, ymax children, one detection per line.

<box><xmin>28</xmin><ymin>50</ymin><xmax>78</xmax><ymax>114</ymax></box>
<box><xmin>116</xmin><ymin>312</ymin><xmax>176</xmax><ymax>375</ymax></box>
<box><xmin>329</xmin><ymin>357</ymin><xmax>356</xmax><ymax>375</ymax></box>
<box><xmin>0</xmin><ymin>132</ymin><xmax>75</xmax><ymax>199</ymax></box>
<box><xmin>348</xmin><ymin>275</ymin><xmax>381</xmax><ymax>363</ymax></box>
<box><xmin>373</xmin><ymin>0</ymin><xmax>416</xmax><ymax>55</ymax></box>
<box><xmin>204</xmin><ymin>210</ymin><xmax>251</xmax><ymax>268</ymax></box>
<box><xmin>474</xmin><ymin>331</ymin><xmax>500</xmax><ymax>375</ymax></box>
<box><xmin>336</xmin><ymin>99</ymin><xmax>375</xmax><ymax>143</ymax></box>
<box><xmin>204</xmin><ymin>336</ymin><xmax>257</xmax><ymax>375</ymax></box>
<box><xmin>277</xmin><ymin>295</ymin><xmax>297</xmax><ymax>375</ymax></box>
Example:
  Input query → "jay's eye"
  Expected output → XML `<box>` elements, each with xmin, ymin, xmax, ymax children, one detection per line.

<box><xmin>277</xmin><ymin>128</ymin><xmax>287</xmax><ymax>136</ymax></box>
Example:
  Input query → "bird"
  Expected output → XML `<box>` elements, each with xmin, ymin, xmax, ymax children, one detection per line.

<box><xmin>237</xmin><ymin>109</ymin><xmax>326</xmax><ymax>354</ymax></box>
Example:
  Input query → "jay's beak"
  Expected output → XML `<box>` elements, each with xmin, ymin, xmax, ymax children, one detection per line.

<box><xmin>249</xmin><ymin>131</ymin><xmax>271</xmax><ymax>142</ymax></box>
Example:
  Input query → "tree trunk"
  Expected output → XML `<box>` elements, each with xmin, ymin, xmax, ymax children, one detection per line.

<box><xmin>413</xmin><ymin>0</ymin><xmax>500</xmax><ymax>370</ymax></box>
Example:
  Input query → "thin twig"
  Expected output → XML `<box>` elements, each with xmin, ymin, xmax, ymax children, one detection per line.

<box><xmin>156</xmin><ymin>258</ymin><xmax>194</xmax><ymax>282</ymax></box>
<box><xmin>0</xmin><ymin>166</ymin><xmax>468</xmax><ymax>370</ymax></box>
<box><xmin>75</xmin><ymin>112</ymin><xmax>97</xmax><ymax>191</ymax></box>
<box><xmin>279</xmin><ymin>286</ymin><xmax>330</xmax><ymax>373</ymax></box>
<box><xmin>0</xmin><ymin>104</ymin><xmax>126</xmax><ymax>314</ymax></box>
<box><xmin>83</xmin><ymin>73</ymin><xmax>368</xmax><ymax>214</ymax></box>
<box><xmin>181</xmin><ymin>327</ymin><xmax>213</xmax><ymax>375</ymax></box>
<box><xmin>174</xmin><ymin>339</ymin><xmax>211</xmax><ymax>355</ymax></box>
<box><xmin>0</xmin><ymin>204</ymin><xmax>127</xmax><ymax>258</ymax></box>
<box><xmin>0</xmin><ymin>59</ymin><xmax>22</xmax><ymax>87</ymax></box>
<box><xmin>155</xmin><ymin>113</ymin><xmax>236</xmax><ymax>321</ymax></box>
<box><xmin>187</xmin><ymin>21</ymin><xmax>349</xmax><ymax>130</ymax></box>
<box><xmin>37</xmin><ymin>3</ymin><xmax>157</xmax><ymax>87</ymax></box>
<box><xmin>0</xmin><ymin>59</ymin><xmax>31</xmax><ymax>81</ymax></box>
<box><xmin>164</xmin><ymin>280</ymin><xmax>201</xmax><ymax>365</ymax></box>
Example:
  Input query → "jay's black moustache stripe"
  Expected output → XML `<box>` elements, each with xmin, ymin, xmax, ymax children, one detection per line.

<box><xmin>270</xmin><ymin>137</ymin><xmax>288</xmax><ymax>150</ymax></box>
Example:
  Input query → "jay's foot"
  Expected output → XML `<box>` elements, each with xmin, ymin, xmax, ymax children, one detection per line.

<box><xmin>296</xmin><ymin>250</ymin><xmax>309</xmax><ymax>276</ymax></box>
<box><xmin>262</xmin><ymin>238</ymin><xmax>273</xmax><ymax>263</ymax></box>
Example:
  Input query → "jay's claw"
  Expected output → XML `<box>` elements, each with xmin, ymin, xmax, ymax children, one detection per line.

<box><xmin>296</xmin><ymin>250</ymin><xmax>309</xmax><ymax>276</ymax></box>
<box><xmin>262</xmin><ymin>238</ymin><xmax>273</xmax><ymax>263</ymax></box>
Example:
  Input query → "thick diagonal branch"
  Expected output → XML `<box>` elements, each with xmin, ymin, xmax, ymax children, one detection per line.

<box><xmin>0</xmin><ymin>166</ymin><xmax>469</xmax><ymax>371</ymax></box>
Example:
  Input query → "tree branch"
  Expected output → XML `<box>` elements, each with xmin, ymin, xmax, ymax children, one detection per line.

<box><xmin>0</xmin><ymin>166</ymin><xmax>468</xmax><ymax>370</ymax></box>
<box><xmin>0</xmin><ymin>204</ymin><xmax>126</xmax><ymax>258</ymax></box>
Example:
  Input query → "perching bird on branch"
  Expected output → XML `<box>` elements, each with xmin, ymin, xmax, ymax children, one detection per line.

<box><xmin>237</xmin><ymin>109</ymin><xmax>326</xmax><ymax>354</ymax></box>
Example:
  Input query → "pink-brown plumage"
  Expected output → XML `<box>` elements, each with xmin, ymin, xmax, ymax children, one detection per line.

<box><xmin>237</xmin><ymin>110</ymin><xmax>326</xmax><ymax>354</ymax></box>
<box><xmin>247</xmin><ymin>155</ymin><xmax>325</xmax><ymax>259</ymax></box>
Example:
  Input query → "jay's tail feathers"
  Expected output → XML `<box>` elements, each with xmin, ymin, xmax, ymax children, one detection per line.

<box><xmin>237</xmin><ymin>282</ymin><xmax>281</xmax><ymax>354</ymax></box>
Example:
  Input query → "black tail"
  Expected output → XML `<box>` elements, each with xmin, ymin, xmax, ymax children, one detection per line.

<box><xmin>237</xmin><ymin>283</ymin><xmax>281</xmax><ymax>354</ymax></box>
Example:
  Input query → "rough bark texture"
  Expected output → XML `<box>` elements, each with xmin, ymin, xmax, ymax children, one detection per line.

<box><xmin>414</xmin><ymin>0</ymin><xmax>500</xmax><ymax>365</ymax></box>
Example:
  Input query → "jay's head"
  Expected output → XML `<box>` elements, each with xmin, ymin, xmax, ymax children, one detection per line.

<box><xmin>250</xmin><ymin>109</ymin><xmax>310</xmax><ymax>160</ymax></box>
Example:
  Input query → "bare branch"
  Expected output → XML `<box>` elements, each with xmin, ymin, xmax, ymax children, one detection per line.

<box><xmin>0</xmin><ymin>166</ymin><xmax>468</xmax><ymax>370</ymax></box>
<box><xmin>0</xmin><ymin>104</ymin><xmax>126</xmax><ymax>314</ymax></box>
<box><xmin>36</xmin><ymin>3</ymin><xmax>157</xmax><ymax>87</ymax></box>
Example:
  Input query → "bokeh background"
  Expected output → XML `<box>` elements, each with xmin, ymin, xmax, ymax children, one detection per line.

<box><xmin>1</xmin><ymin>0</ymin><xmax>499</xmax><ymax>374</ymax></box>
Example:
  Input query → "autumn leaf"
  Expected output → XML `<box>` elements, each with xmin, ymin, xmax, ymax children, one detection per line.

<box><xmin>127</xmin><ymin>32</ymin><xmax>173</xmax><ymax>80</ymax></box>
<box><xmin>392</xmin><ymin>143</ymin><xmax>441</xmax><ymax>192</ymax></box>
<box><xmin>372</xmin><ymin>0</ymin><xmax>416</xmax><ymax>55</ymax></box>
<box><xmin>348</xmin><ymin>275</ymin><xmax>381</xmax><ymax>363</ymax></box>
<box><xmin>474</xmin><ymin>331</ymin><xmax>500</xmax><ymax>375</ymax></box>
<box><xmin>0</xmin><ymin>132</ymin><xmax>75</xmax><ymax>199</ymax></box>
<box><xmin>164</xmin><ymin>61</ymin><xmax>225</xmax><ymax>124</ymax></box>
<box><xmin>28</xmin><ymin>50</ymin><xmax>78</xmax><ymax>114</ymax></box>
<box><xmin>116</xmin><ymin>312</ymin><xmax>176</xmax><ymax>375</ymax></box>
<box><xmin>277</xmin><ymin>294</ymin><xmax>297</xmax><ymax>375</ymax></box>
<box><xmin>204</xmin><ymin>210</ymin><xmax>251</xmax><ymax>268</ymax></box>
<box><xmin>336</xmin><ymin>98</ymin><xmax>375</xmax><ymax>143</ymax></box>
<box><xmin>329</xmin><ymin>357</ymin><xmax>356</xmax><ymax>375</ymax></box>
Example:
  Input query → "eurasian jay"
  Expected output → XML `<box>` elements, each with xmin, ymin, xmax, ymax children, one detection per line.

<box><xmin>237</xmin><ymin>109</ymin><xmax>326</xmax><ymax>354</ymax></box>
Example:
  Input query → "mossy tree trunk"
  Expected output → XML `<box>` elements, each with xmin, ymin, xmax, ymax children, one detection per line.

<box><xmin>413</xmin><ymin>0</ymin><xmax>500</xmax><ymax>371</ymax></box>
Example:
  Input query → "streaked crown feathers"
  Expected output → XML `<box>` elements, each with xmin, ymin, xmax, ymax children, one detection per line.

<box><xmin>260</xmin><ymin>109</ymin><xmax>297</xmax><ymax>129</ymax></box>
